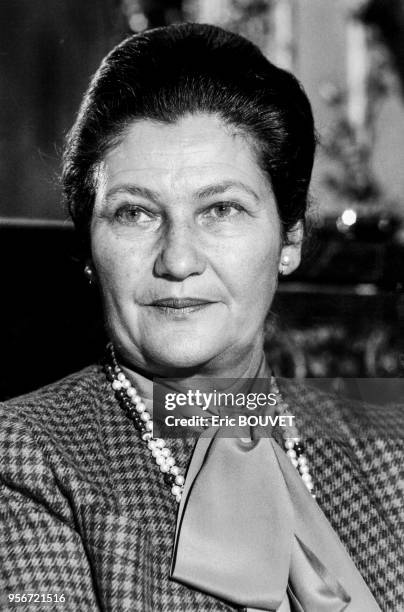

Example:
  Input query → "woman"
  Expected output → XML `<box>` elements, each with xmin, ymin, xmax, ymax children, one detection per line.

<box><xmin>0</xmin><ymin>23</ymin><xmax>402</xmax><ymax>612</ymax></box>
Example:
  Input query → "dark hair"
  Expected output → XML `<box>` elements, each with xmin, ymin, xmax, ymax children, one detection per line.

<box><xmin>63</xmin><ymin>23</ymin><xmax>316</xmax><ymax>258</ymax></box>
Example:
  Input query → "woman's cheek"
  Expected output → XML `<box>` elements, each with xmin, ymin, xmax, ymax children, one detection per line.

<box><xmin>239</xmin><ymin>236</ymin><xmax>278</xmax><ymax>284</ymax></box>
<box><xmin>93</xmin><ymin>235</ymin><xmax>136</xmax><ymax>295</ymax></box>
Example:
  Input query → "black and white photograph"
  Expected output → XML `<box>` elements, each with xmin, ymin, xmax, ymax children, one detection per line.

<box><xmin>0</xmin><ymin>1</ymin><xmax>403</xmax><ymax>611</ymax></box>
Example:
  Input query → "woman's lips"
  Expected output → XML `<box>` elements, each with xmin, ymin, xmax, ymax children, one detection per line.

<box><xmin>147</xmin><ymin>298</ymin><xmax>216</xmax><ymax>317</ymax></box>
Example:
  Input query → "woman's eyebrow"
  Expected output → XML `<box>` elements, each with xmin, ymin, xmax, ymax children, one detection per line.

<box><xmin>195</xmin><ymin>181</ymin><xmax>259</xmax><ymax>202</ymax></box>
<box><xmin>103</xmin><ymin>181</ymin><xmax>260</xmax><ymax>205</ymax></box>
<box><xmin>105</xmin><ymin>184</ymin><xmax>161</xmax><ymax>204</ymax></box>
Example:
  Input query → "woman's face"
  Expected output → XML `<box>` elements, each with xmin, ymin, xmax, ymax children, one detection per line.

<box><xmin>91</xmin><ymin>113</ymin><xmax>298</xmax><ymax>374</ymax></box>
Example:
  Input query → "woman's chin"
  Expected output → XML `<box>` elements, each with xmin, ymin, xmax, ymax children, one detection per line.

<box><xmin>127</xmin><ymin>315</ymin><xmax>232</xmax><ymax>373</ymax></box>
<box><xmin>140</xmin><ymin>336</ymin><xmax>226</xmax><ymax>374</ymax></box>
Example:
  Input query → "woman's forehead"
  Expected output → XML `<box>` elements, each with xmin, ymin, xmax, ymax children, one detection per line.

<box><xmin>96</xmin><ymin>113</ymin><xmax>271</xmax><ymax>199</ymax></box>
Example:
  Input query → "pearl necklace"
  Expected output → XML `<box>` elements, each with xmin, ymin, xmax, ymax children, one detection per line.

<box><xmin>103</xmin><ymin>345</ymin><xmax>315</xmax><ymax>503</ymax></box>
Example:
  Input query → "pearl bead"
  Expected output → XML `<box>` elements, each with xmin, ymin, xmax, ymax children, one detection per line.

<box><xmin>114</xmin><ymin>366</ymin><xmax>121</xmax><ymax>373</ymax></box>
<box><xmin>306</xmin><ymin>481</ymin><xmax>314</xmax><ymax>491</ymax></box>
<box><xmin>175</xmin><ymin>475</ymin><xmax>185</xmax><ymax>486</ymax></box>
<box><xmin>166</xmin><ymin>457</ymin><xmax>175</xmax><ymax>467</ymax></box>
<box><xmin>155</xmin><ymin>456</ymin><xmax>165</xmax><ymax>466</ymax></box>
<box><xmin>122</xmin><ymin>379</ymin><xmax>131</xmax><ymax>389</ymax></box>
<box><xmin>155</xmin><ymin>438</ymin><xmax>166</xmax><ymax>449</ymax></box>
<box><xmin>170</xmin><ymin>466</ymin><xmax>180</xmax><ymax>476</ymax></box>
<box><xmin>147</xmin><ymin>441</ymin><xmax>156</xmax><ymax>451</ymax></box>
<box><xmin>287</xmin><ymin>449</ymin><xmax>296</xmax><ymax>459</ymax></box>
<box><xmin>171</xmin><ymin>485</ymin><xmax>181</xmax><ymax>496</ymax></box>
<box><xmin>302</xmin><ymin>473</ymin><xmax>312</xmax><ymax>483</ymax></box>
<box><xmin>299</xmin><ymin>464</ymin><xmax>309</xmax><ymax>474</ymax></box>
<box><xmin>145</xmin><ymin>421</ymin><xmax>153</xmax><ymax>431</ymax></box>
<box><xmin>131</xmin><ymin>394</ymin><xmax>140</xmax><ymax>404</ymax></box>
<box><xmin>160</xmin><ymin>463</ymin><xmax>170</xmax><ymax>473</ymax></box>
<box><xmin>126</xmin><ymin>387</ymin><xmax>136</xmax><ymax>397</ymax></box>
<box><xmin>136</xmin><ymin>402</ymin><xmax>146</xmax><ymax>413</ymax></box>
<box><xmin>161</xmin><ymin>448</ymin><xmax>171</xmax><ymax>458</ymax></box>
<box><xmin>175</xmin><ymin>494</ymin><xmax>182</xmax><ymax>503</ymax></box>
<box><xmin>291</xmin><ymin>458</ymin><xmax>298</xmax><ymax>468</ymax></box>
<box><xmin>117</xmin><ymin>372</ymin><xmax>126</xmax><ymax>382</ymax></box>
<box><xmin>152</xmin><ymin>449</ymin><xmax>162</xmax><ymax>458</ymax></box>
<box><xmin>112</xmin><ymin>380</ymin><xmax>122</xmax><ymax>391</ymax></box>
<box><xmin>140</xmin><ymin>412</ymin><xmax>151</xmax><ymax>422</ymax></box>
<box><xmin>285</xmin><ymin>439</ymin><xmax>295</xmax><ymax>450</ymax></box>
<box><xmin>141</xmin><ymin>432</ymin><xmax>152</xmax><ymax>442</ymax></box>
<box><xmin>297</xmin><ymin>456</ymin><xmax>307</xmax><ymax>466</ymax></box>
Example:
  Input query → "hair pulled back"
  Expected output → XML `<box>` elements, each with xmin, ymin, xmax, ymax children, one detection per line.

<box><xmin>63</xmin><ymin>23</ymin><xmax>316</xmax><ymax>257</ymax></box>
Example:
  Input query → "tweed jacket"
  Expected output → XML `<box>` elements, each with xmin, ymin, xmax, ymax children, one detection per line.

<box><xmin>0</xmin><ymin>365</ymin><xmax>403</xmax><ymax>612</ymax></box>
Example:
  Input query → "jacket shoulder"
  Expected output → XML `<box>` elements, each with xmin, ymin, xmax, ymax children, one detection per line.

<box><xmin>0</xmin><ymin>365</ymin><xmax>116</xmax><ymax>449</ymax></box>
<box><xmin>279</xmin><ymin>377</ymin><xmax>404</xmax><ymax>439</ymax></box>
<box><xmin>0</xmin><ymin>365</ymin><xmax>113</xmax><ymax>483</ymax></box>
<box><xmin>2</xmin><ymin>365</ymin><xmax>105</xmax><ymax>413</ymax></box>
<box><xmin>280</xmin><ymin>378</ymin><xmax>403</xmax><ymax>535</ymax></box>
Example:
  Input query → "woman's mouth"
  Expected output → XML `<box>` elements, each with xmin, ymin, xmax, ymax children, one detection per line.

<box><xmin>148</xmin><ymin>298</ymin><xmax>216</xmax><ymax>316</ymax></box>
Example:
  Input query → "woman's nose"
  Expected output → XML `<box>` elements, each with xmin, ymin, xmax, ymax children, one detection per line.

<box><xmin>153</xmin><ymin>221</ymin><xmax>207</xmax><ymax>280</ymax></box>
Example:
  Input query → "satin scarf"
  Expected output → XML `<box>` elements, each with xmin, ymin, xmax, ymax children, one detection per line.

<box><xmin>124</xmin><ymin>360</ymin><xmax>381</xmax><ymax>611</ymax></box>
<box><xmin>169</xmin><ymin>384</ymin><xmax>381</xmax><ymax>611</ymax></box>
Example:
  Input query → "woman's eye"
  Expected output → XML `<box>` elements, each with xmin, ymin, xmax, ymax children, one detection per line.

<box><xmin>205</xmin><ymin>203</ymin><xmax>245</xmax><ymax>220</ymax></box>
<box><xmin>114</xmin><ymin>205</ymin><xmax>155</xmax><ymax>225</ymax></box>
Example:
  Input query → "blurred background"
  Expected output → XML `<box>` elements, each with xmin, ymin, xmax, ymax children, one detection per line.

<box><xmin>1</xmin><ymin>0</ymin><xmax>403</xmax><ymax>399</ymax></box>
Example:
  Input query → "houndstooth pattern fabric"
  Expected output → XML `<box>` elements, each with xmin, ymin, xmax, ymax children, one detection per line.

<box><xmin>0</xmin><ymin>366</ymin><xmax>403</xmax><ymax>612</ymax></box>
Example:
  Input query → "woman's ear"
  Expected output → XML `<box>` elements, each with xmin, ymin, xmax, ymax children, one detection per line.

<box><xmin>278</xmin><ymin>221</ymin><xmax>304</xmax><ymax>276</ymax></box>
